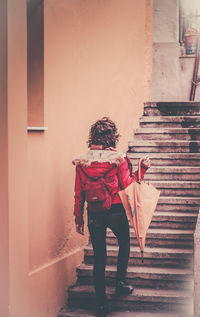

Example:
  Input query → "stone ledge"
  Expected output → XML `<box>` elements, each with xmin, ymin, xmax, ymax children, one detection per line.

<box><xmin>179</xmin><ymin>55</ymin><xmax>196</xmax><ymax>58</ymax></box>
<box><xmin>27</xmin><ymin>126</ymin><xmax>48</xmax><ymax>132</ymax></box>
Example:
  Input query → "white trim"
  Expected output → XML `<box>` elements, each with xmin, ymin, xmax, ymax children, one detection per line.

<box><xmin>27</xmin><ymin>126</ymin><xmax>48</xmax><ymax>132</ymax></box>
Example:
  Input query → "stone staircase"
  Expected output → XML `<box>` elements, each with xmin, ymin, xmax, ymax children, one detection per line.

<box><xmin>58</xmin><ymin>102</ymin><xmax>200</xmax><ymax>317</ymax></box>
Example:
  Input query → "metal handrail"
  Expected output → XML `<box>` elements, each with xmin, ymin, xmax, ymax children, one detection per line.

<box><xmin>194</xmin><ymin>208</ymin><xmax>200</xmax><ymax>317</ymax></box>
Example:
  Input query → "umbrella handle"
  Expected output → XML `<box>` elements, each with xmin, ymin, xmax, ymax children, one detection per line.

<box><xmin>138</xmin><ymin>158</ymin><xmax>143</xmax><ymax>183</ymax></box>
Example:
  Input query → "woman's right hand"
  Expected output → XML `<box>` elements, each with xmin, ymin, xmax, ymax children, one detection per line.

<box><xmin>76</xmin><ymin>223</ymin><xmax>84</xmax><ymax>235</ymax></box>
<box><xmin>141</xmin><ymin>156</ymin><xmax>151</xmax><ymax>169</ymax></box>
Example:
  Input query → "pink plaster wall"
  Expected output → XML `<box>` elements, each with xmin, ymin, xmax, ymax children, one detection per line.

<box><xmin>7</xmin><ymin>0</ymin><xmax>29</xmax><ymax>316</ymax></box>
<box><xmin>1</xmin><ymin>1</ymin><xmax>153</xmax><ymax>316</ymax></box>
<box><xmin>0</xmin><ymin>0</ymin><xmax>9</xmax><ymax>316</ymax></box>
<box><xmin>28</xmin><ymin>1</ymin><xmax>152</xmax><ymax>316</ymax></box>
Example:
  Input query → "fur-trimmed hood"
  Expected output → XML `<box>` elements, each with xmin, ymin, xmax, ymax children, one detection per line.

<box><xmin>72</xmin><ymin>149</ymin><xmax>126</xmax><ymax>167</ymax></box>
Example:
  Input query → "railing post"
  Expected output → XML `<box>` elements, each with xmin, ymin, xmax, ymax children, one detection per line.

<box><xmin>194</xmin><ymin>209</ymin><xmax>200</xmax><ymax>317</ymax></box>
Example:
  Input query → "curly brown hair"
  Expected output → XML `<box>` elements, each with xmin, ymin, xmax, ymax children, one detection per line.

<box><xmin>87</xmin><ymin>117</ymin><xmax>120</xmax><ymax>148</ymax></box>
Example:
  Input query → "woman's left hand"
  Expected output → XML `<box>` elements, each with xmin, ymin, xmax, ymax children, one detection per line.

<box><xmin>141</xmin><ymin>156</ymin><xmax>151</xmax><ymax>169</ymax></box>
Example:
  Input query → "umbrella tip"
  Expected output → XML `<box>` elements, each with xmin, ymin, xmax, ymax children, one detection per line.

<box><xmin>141</xmin><ymin>250</ymin><xmax>144</xmax><ymax>263</ymax></box>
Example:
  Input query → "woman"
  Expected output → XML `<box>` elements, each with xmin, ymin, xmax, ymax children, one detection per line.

<box><xmin>73</xmin><ymin>117</ymin><xmax>151</xmax><ymax>317</ymax></box>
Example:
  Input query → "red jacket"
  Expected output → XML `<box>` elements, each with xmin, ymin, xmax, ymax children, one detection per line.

<box><xmin>73</xmin><ymin>148</ymin><xmax>147</xmax><ymax>225</ymax></box>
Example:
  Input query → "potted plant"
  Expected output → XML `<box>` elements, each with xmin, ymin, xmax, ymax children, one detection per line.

<box><xmin>184</xmin><ymin>27</ymin><xmax>198</xmax><ymax>55</ymax></box>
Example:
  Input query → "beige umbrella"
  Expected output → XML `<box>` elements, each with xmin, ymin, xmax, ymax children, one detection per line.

<box><xmin>119</xmin><ymin>159</ymin><xmax>160</xmax><ymax>262</ymax></box>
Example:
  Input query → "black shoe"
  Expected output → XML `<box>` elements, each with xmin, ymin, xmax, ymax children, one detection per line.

<box><xmin>115</xmin><ymin>281</ymin><xmax>134</xmax><ymax>296</ymax></box>
<box><xmin>96</xmin><ymin>304</ymin><xmax>109</xmax><ymax>317</ymax></box>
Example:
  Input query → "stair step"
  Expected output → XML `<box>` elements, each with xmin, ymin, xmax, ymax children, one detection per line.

<box><xmin>85</xmin><ymin>244</ymin><xmax>193</xmax><ymax>257</ymax></box>
<box><xmin>134</xmin><ymin>128</ymin><xmax>200</xmax><ymax>141</ymax></box>
<box><xmin>150</xmin><ymin>211</ymin><xmax>197</xmax><ymax>229</ymax></box>
<box><xmin>58</xmin><ymin>307</ymin><xmax>189</xmax><ymax>317</ymax></box>
<box><xmin>128</xmin><ymin>140</ymin><xmax>200</xmax><ymax>153</ymax></box>
<box><xmin>68</xmin><ymin>285</ymin><xmax>193</xmax><ymax>313</ymax></box>
<box><xmin>140</xmin><ymin>116</ymin><xmax>200</xmax><ymax>128</ymax></box>
<box><xmin>77</xmin><ymin>264</ymin><xmax>193</xmax><ymax>290</ymax></box>
<box><xmin>107</xmin><ymin>228</ymin><xmax>194</xmax><ymax>249</ymax></box>
<box><xmin>58</xmin><ymin>308</ymin><xmax>96</xmax><ymax>317</ymax></box>
<box><xmin>150</xmin><ymin>180</ymin><xmax>200</xmax><ymax>197</ymax></box>
<box><xmin>128</xmin><ymin>152</ymin><xmax>200</xmax><ymax>166</ymax></box>
<box><xmin>146</xmin><ymin>174</ymin><xmax>200</xmax><ymax>181</ymax></box>
<box><xmin>153</xmin><ymin>211</ymin><xmax>197</xmax><ymax>220</ymax></box>
<box><xmin>140</xmin><ymin>166</ymin><xmax>200</xmax><ymax>181</ymax></box>
<box><xmin>115</xmin><ymin>227</ymin><xmax>194</xmax><ymax>238</ymax></box>
<box><xmin>156</xmin><ymin>196</ymin><xmax>200</xmax><ymax>211</ymax></box>
<box><xmin>144</xmin><ymin>102</ymin><xmax>200</xmax><ymax>116</ymax></box>
<box><xmin>84</xmin><ymin>244</ymin><xmax>193</xmax><ymax>268</ymax></box>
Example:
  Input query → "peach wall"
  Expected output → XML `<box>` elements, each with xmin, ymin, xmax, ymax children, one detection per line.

<box><xmin>28</xmin><ymin>1</ymin><xmax>152</xmax><ymax>316</ymax></box>
<box><xmin>0</xmin><ymin>0</ymin><xmax>9</xmax><ymax>316</ymax></box>
<box><xmin>44</xmin><ymin>0</ymin><xmax>153</xmax><ymax>152</ymax></box>
<box><xmin>7</xmin><ymin>0</ymin><xmax>29</xmax><ymax>316</ymax></box>
<box><xmin>145</xmin><ymin>0</ymin><xmax>153</xmax><ymax>100</ymax></box>
<box><xmin>2</xmin><ymin>1</ymin><xmax>152</xmax><ymax>316</ymax></box>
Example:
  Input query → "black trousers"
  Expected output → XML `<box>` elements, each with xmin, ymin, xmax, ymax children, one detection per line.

<box><xmin>87</xmin><ymin>203</ymin><xmax>130</xmax><ymax>306</ymax></box>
